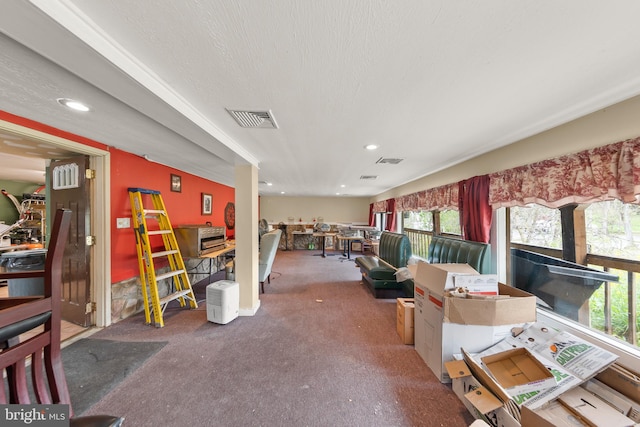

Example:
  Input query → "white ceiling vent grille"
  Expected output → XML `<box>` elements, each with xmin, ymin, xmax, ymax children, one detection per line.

<box><xmin>226</xmin><ymin>109</ymin><xmax>278</xmax><ymax>129</ymax></box>
<box><xmin>360</xmin><ymin>175</ymin><xmax>378</xmax><ymax>180</ymax></box>
<box><xmin>376</xmin><ymin>157</ymin><xmax>404</xmax><ymax>164</ymax></box>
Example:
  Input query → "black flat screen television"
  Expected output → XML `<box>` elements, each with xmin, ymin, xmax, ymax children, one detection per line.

<box><xmin>511</xmin><ymin>248</ymin><xmax>618</xmax><ymax>321</ymax></box>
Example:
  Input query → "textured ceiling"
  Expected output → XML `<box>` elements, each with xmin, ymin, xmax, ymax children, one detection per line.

<box><xmin>2</xmin><ymin>1</ymin><xmax>640</xmax><ymax>195</ymax></box>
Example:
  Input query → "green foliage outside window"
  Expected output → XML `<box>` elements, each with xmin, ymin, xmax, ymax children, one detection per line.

<box><xmin>440</xmin><ymin>210</ymin><xmax>461</xmax><ymax>235</ymax></box>
<box><xmin>404</xmin><ymin>211</ymin><xmax>433</xmax><ymax>231</ymax></box>
<box><xmin>511</xmin><ymin>200</ymin><xmax>640</xmax><ymax>347</ymax></box>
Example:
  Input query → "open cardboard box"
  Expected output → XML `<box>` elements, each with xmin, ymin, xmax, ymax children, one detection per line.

<box><xmin>412</xmin><ymin>261</ymin><xmax>536</xmax><ymax>382</ymax></box>
<box><xmin>445</xmin><ymin>358</ymin><xmax>521</xmax><ymax>427</ymax></box>
<box><xmin>481</xmin><ymin>347</ymin><xmax>557</xmax><ymax>396</ymax></box>
<box><xmin>413</xmin><ymin>261</ymin><xmax>536</xmax><ymax>326</ymax></box>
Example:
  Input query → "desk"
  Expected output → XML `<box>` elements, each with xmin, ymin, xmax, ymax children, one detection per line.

<box><xmin>336</xmin><ymin>235</ymin><xmax>363</xmax><ymax>260</ymax></box>
<box><xmin>313</xmin><ymin>232</ymin><xmax>337</xmax><ymax>258</ymax></box>
<box><xmin>198</xmin><ymin>240</ymin><xmax>236</xmax><ymax>283</ymax></box>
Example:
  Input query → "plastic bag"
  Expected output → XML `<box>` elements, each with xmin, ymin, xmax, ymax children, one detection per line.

<box><xmin>394</xmin><ymin>266</ymin><xmax>413</xmax><ymax>282</ymax></box>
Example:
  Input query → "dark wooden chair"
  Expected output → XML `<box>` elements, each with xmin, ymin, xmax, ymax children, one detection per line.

<box><xmin>0</xmin><ymin>208</ymin><xmax>123</xmax><ymax>426</ymax></box>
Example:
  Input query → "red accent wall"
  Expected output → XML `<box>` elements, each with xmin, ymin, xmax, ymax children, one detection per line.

<box><xmin>111</xmin><ymin>148</ymin><xmax>234</xmax><ymax>282</ymax></box>
<box><xmin>0</xmin><ymin>110</ymin><xmax>235</xmax><ymax>284</ymax></box>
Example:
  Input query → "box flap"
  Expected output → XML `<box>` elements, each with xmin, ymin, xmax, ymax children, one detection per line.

<box><xmin>464</xmin><ymin>386</ymin><xmax>505</xmax><ymax>414</ymax></box>
<box><xmin>445</xmin><ymin>359</ymin><xmax>471</xmax><ymax>379</ymax></box>
<box><xmin>414</xmin><ymin>262</ymin><xmax>478</xmax><ymax>296</ymax></box>
<box><xmin>406</xmin><ymin>263</ymin><xmax>418</xmax><ymax>279</ymax></box>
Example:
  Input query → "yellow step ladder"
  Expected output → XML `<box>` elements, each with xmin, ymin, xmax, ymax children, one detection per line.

<box><xmin>128</xmin><ymin>188</ymin><xmax>197</xmax><ymax>327</ymax></box>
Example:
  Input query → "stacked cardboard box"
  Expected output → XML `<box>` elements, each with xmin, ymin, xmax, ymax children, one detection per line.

<box><xmin>410</xmin><ymin>261</ymin><xmax>537</xmax><ymax>382</ymax></box>
<box><xmin>396</xmin><ymin>298</ymin><xmax>414</xmax><ymax>345</ymax></box>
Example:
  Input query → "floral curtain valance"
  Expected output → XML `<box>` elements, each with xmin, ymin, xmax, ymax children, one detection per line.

<box><xmin>489</xmin><ymin>137</ymin><xmax>640</xmax><ymax>209</ymax></box>
<box><xmin>371</xmin><ymin>200</ymin><xmax>388</xmax><ymax>213</ymax></box>
<box><xmin>396</xmin><ymin>183</ymin><xmax>459</xmax><ymax>212</ymax></box>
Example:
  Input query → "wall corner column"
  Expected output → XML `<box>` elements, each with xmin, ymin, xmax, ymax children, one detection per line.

<box><xmin>235</xmin><ymin>164</ymin><xmax>260</xmax><ymax>315</ymax></box>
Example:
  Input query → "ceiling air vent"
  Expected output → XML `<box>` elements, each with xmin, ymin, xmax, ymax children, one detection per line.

<box><xmin>226</xmin><ymin>109</ymin><xmax>278</xmax><ymax>129</ymax></box>
<box><xmin>360</xmin><ymin>175</ymin><xmax>378</xmax><ymax>180</ymax></box>
<box><xmin>376</xmin><ymin>157</ymin><xmax>404</xmax><ymax>164</ymax></box>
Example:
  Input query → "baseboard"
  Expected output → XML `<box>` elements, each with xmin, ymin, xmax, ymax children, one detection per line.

<box><xmin>239</xmin><ymin>299</ymin><xmax>261</xmax><ymax>316</ymax></box>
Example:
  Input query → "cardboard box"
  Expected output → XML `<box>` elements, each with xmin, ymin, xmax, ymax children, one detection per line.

<box><xmin>584</xmin><ymin>378</ymin><xmax>640</xmax><ymax>423</ymax></box>
<box><xmin>396</xmin><ymin>298</ymin><xmax>414</xmax><ymax>345</ymax></box>
<box><xmin>557</xmin><ymin>386</ymin><xmax>635</xmax><ymax>426</ymax></box>
<box><xmin>464</xmin><ymin>322</ymin><xmax>619</xmax><ymax>410</ymax></box>
<box><xmin>413</xmin><ymin>262</ymin><xmax>536</xmax><ymax>382</ymax></box>
<box><xmin>520</xmin><ymin>402</ymin><xmax>589</xmax><ymax>427</ymax></box>
<box><xmin>596</xmin><ymin>363</ymin><xmax>640</xmax><ymax>405</ymax></box>
<box><xmin>446</xmin><ymin>359</ymin><xmax>520</xmax><ymax>427</ymax></box>
<box><xmin>414</xmin><ymin>262</ymin><xmax>536</xmax><ymax>326</ymax></box>
<box><xmin>481</xmin><ymin>347</ymin><xmax>557</xmax><ymax>396</ymax></box>
<box><xmin>447</xmin><ymin>357</ymin><xmax>587</xmax><ymax>427</ymax></box>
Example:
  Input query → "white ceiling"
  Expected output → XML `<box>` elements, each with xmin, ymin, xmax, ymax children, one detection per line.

<box><xmin>2</xmin><ymin>1</ymin><xmax>640</xmax><ymax>195</ymax></box>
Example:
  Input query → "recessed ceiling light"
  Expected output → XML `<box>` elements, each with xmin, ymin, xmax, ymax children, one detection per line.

<box><xmin>340</xmin><ymin>184</ymin><xmax>346</xmax><ymax>188</ymax></box>
<box><xmin>57</xmin><ymin>98</ymin><xmax>90</xmax><ymax>112</ymax></box>
<box><xmin>364</xmin><ymin>144</ymin><xmax>378</xmax><ymax>150</ymax></box>
<box><xmin>280</xmin><ymin>191</ymin><xmax>285</xmax><ymax>194</ymax></box>
<box><xmin>267</xmin><ymin>182</ymin><xmax>273</xmax><ymax>186</ymax></box>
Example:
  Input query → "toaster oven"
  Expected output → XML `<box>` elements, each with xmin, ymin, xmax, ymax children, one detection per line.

<box><xmin>174</xmin><ymin>225</ymin><xmax>226</xmax><ymax>257</ymax></box>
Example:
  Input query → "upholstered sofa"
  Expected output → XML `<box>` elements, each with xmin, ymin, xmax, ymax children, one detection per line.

<box><xmin>355</xmin><ymin>231</ymin><xmax>414</xmax><ymax>298</ymax></box>
<box><xmin>258</xmin><ymin>229</ymin><xmax>282</xmax><ymax>293</ymax></box>
<box><xmin>427</xmin><ymin>235</ymin><xmax>491</xmax><ymax>274</ymax></box>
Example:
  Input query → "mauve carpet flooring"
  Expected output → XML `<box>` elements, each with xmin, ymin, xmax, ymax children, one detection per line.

<box><xmin>80</xmin><ymin>249</ymin><xmax>475</xmax><ymax>427</ymax></box>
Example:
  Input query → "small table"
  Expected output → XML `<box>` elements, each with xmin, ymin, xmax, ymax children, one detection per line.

<box><xmin>200</xmin><ymin>240</ymin><xmax>236</xmax><ymax>283</ymax></box>
<box><xmin>313</xmin><ymin>232</ymin><xmax>337</xmax><ymax>257</ymax></box>
<box><xmin>336</xmin><ymin>235</ymin><xmax>363</xmax><ymax>260</ymax></box>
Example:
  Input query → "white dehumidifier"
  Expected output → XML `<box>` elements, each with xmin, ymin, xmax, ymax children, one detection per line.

<box><xmin>206</xmin><ymin>280</ymin><xmax>239</xmax><ymax>324</ymax></box>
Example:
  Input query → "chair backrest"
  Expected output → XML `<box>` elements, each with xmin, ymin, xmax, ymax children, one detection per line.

<box><xmin>427</xmin><ymin>235</ymin><xmax>491</xmax><ymax>273</ymax></box>
<box><xmin>259</xmin><ymin>229</ymin><xmax>282</xmax><ymax>265</ymax></box>
<box><xmin>0</xmin><ymin>209</ymin><xmax>72</xmax><ymax>408</ymax></box>
<box><xmin>378</xmin><ymin>231</ymin><xmax>412</xmax><ymax>268</ymax></box>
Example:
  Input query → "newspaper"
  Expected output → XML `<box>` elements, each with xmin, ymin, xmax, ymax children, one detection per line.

<box><xmin>471</xmin><ymin>322</ymin><xmax>619</xmax><ymax>410</ymax></box>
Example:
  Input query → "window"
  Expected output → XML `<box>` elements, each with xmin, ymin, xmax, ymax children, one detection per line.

<box><xmin>585</xmin><ymin>199</ymin><xmax>640</xmax><ymax>259</ymax></box>
<box><xmin>509</xmin><ymin>201</ymin><xmax>640</xmax><ymax>351</ymax></box>
<box><xmin>510</xmin><ymin>204</ymin><xmax>561</xmax><ymax>249</ymax></box>
<box><xmin>403</xmin><ymin>210</ymin><xmax>460</xmax><ymax>259</ymax></box>
<box><xmin>440</xmin><ymin>210</ymin><xmax>461</xmax><ymax>235</ymax></box>
<box><xmin>585</xmin><ymin>200</ymin><xmax>640</xmax><ymax>347</ymax></box>
<box><xmin>404</xmin><ymin>211</ymin><xmax>433</xmax><ymax>231</ymax></box>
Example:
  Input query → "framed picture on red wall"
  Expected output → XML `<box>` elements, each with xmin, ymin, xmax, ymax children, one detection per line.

<box><xmin>170</xmin><ymin>174</ymin><xmax>181</xmax><ymax>192</ymax></box>
<box><xmin>202</xmin><ymin>193</ymin><xmax>212</xmax><ymax>215</ymax></box>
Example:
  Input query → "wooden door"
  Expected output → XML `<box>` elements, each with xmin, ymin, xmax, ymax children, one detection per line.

<box><xmin>49</xmin><ymin>156</ymin><xmax>92</xmax><ymax>327</ymax></box>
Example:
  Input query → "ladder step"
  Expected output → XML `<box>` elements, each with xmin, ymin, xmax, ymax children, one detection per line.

<box><xmin>152</xmin><ymin>250</ymin><xmax>179</xmax><ymax>258</ymax></box>
<box><xmin>155</xmin><ymin>269</ymin><xmax>186</xmax><ymax>282</ymax></box>
<box><xmin>159</xmin><ymin>289</ymin><xmax>193</xmax><ymax>306</ymax></box>
<box><xmin>144</xmin><ymin>209</ymin><xmax>166</xmax><ymax>215</ymax></box>
<box><xmin>148</xmin><ymin>229</ymin><xmax>172</xmax><ymax>236</ymax></box>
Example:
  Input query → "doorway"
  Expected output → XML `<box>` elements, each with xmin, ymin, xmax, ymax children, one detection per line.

<box><xmin>0</xmin><ymin>118</ymin><xmax>111</xmax><ymax>332</ymax></box>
